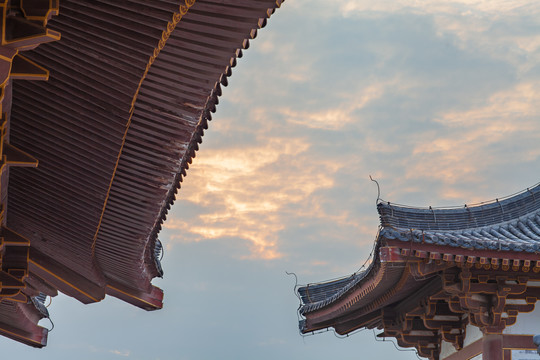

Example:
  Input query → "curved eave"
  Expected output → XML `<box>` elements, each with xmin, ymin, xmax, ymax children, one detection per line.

<box><xmin>299</xmin><ymin>260</ymin><xmax>400</xmax><ymax>333</ymax></box>
<box><xmin>93</xmin><ymin>0</ymin><xmax>285</xmax><ymax>305</ymax></box>
<box><xmin>300</xmin><ymin>240</ymin><xmax>540</xmax><ymax>335</ymax></box>
<box><xmin>8</xmin><ymin>0</ymin><xmax>286</xmax><ymax>312</ymax></box>
<box><xmin>299</xmin><ymin>182</ymin><xmax>540</xmax><ymax>335</ymax></box>
<box><xmin>299</xmin><ymin>257</ymin><xmax>434</xmax><ymax>335</ymax></box>
<box><xmin>0</xmin><ymin>301</ymin><xmax>48</xmax><ymax>348</ymax></box>
<box><xmin>299</xmin><ymin>245</ymin><xmax>421</xmax><ymax>334</ymax></box>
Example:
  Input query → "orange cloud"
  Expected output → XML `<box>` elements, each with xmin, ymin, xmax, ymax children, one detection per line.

<box><xmin>164</xmin><ymin>137</ymin><xmax>346</xmax><ymax>259</ymax></box>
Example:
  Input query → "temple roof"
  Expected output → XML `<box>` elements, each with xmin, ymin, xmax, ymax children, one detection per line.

<box><xmin>0</xmin><ymin>0</ymin><xmax>284</xmax><ymax>347</ymax></box>
<box><xmin>298</xmin><ymin>183</ymin><xmax>540</xmax><ymax>343</ymax></box>
<box><xmin>8</xmin><ymin>0</ymin><xmax>283</xmax><ymax>307</ymax></box>
<box><xmin>379</xmin><ymin>183</ymin><xmax>540</xmax><ymax>253</ymax></box>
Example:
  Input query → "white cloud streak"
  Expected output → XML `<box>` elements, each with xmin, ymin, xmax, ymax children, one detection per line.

<box><xmin>110</xmin><ymin>350</ymin><xmax>130</xmax><ymax>357</ymax></box>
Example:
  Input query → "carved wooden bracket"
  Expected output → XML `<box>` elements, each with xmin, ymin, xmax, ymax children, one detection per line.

<box><xmin>376</xmin><ymin>264</ymin><xmax>540</xmax><ymax>360</ymax></box>
<box><xmin>441</xmin><ymin>269</ymin><xmax>534</xmax><ymax>333</ymax></box>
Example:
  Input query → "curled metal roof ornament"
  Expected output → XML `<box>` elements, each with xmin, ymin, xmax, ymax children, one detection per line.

<box><xmin>369</xmin><ymin>175</ymin><xmax>381</xmax><ymax>204</ymax></box>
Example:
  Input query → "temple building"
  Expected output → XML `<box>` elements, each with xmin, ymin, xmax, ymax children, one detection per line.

<box><xmin>0</xmin><ymin>0</ymin><xmax>283</xmax><ymax>347</ymax></box>
<box><xmin>298</xmin><ymin>184</ymin><xmax>540</xmax><ymax>360</ymax></box>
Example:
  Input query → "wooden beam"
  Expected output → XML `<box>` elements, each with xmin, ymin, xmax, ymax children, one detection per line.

<box><xmin>442</xmin><ymin>334</ymin><xmax>536</xmax><ymax>359</ymax></box>
<box><xmin>10</xmin><ymin>54</ymin><xmax>48</xmax><ymax>80</ymax></box>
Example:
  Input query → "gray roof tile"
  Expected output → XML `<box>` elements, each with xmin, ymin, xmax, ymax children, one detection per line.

<box><xmin>377</xmin><ymin>183</ymin><xmax>540</xmax><ymax>252</ymax></box>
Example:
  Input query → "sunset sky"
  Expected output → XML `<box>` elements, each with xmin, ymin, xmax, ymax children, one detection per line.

<box><xmin>3</xmin><ymin>1</ymin><xmax>540</xmax><ymax>359</ymax></box>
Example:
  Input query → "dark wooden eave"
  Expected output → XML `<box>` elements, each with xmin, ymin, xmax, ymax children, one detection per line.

<box><xmin>8</xmin><ymin>0</ymin><xmax>284</xmax><ymax>309</ymax></box>
<box><xmin>0</xmin><ymin>0</ymin><xmax>285</xmax><ymax>347</ymax></box>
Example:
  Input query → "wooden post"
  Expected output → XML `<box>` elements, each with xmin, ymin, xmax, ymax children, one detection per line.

<box><xmin>483</xmin><ymin>334</ymin><xmax>503</xmax><ymax>360</ymax></box>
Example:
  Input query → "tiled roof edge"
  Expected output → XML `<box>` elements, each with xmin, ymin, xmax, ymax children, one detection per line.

<box><xmin>378</xmin><ymin>182</ymin><xmax>540</xmax><ymax>231</ymax></box>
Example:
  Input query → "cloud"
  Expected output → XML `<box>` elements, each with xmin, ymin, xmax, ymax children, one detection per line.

<box><xmin>165</xmin><ymin>136</ymin><xmax>341</xmax><ymax>259</ymax></box>
<box><xmin>332</xmin><ymin>0</ymin><xmax>540</xmax><ymax>17</ymax></box>
<box><xmin>286</xmin><ymin>0</ymin><xmax>540</xmax><ymax>75</ymax></box>
<box><xmin>280</xmin><ymin>82</ymin><xmax>388</xmax><ymax>130</ymax></box>
<box><xmin>110</xmin><ymin>350</ymin><xmax>130</xmax><ymax>357</ymax></box>
<box><xmin>54</xmin><ymin>342</ymin><xmax>131</xmax><ymax>358</ymax></box>
<box><xmin>286</xmin><ymin>0</ymin><xmax>538</xmax><ymax>20</ymax></box>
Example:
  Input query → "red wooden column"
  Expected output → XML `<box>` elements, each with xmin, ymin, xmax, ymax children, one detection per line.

<box><xmin>483</xmin><ymin>334</ymin><xmax>503</xmax><ymax>360</ymax></box>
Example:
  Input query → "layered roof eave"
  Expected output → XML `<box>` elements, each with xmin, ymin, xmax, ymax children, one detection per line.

<box><xmin>5</xmin><ymin>1</ymin><xmax>286</xmax><ymax>345</ymax></box>
<box><xmin>92</xmin><ymin>0</ymin><xmax>286</xmax><ymax>306</ymax></box>
<box><xmin>297</xmin><ymin>182</ymin><xmax>540</xmax><ymax>334</ymax></box>
<box><xmin>0</xmin><ymin>0</ymin><xmax>287</xmax><ymax>348</ymax></box>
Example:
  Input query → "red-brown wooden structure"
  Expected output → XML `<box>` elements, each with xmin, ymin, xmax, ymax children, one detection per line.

<box><xmin>298</xmin><ymin>185</ymin><xmax>540</xmax><ymax>360</ymax></box>
<box><xmin>0</xmin><ymin>0</ymin><xmax>284</xmax><ymax>347</ymax></box>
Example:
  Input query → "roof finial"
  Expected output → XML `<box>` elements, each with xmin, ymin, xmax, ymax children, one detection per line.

<box><xmin>369</xmin><ymin>175</ymin><xmax>381</xmax><ymax>204</ymax></box>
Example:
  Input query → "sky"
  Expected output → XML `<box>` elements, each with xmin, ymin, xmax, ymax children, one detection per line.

<box><xmin>3</xmin><ymin>1</ymin><xmax>540</xmax><ymax>359</ymax></box>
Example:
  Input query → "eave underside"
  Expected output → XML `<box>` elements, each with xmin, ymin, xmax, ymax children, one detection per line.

<box><xmin>0</xmin><ymin>0</ymin><xmax>284</xmax><ymax>347</ymax></box>
<box><xmin>7</xmin><ymin>0</ymin><xmax>282</xmax><ymax>307</ymax></box>
<box><xmin>300</xmin><ymin>244</ymin><xmax>540</xmax><ymax>360</ymax></box>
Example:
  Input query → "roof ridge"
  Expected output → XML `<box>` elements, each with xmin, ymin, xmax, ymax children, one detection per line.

<box><xmin>378</xmin><ymin>182</ymin><xmax>540</xmax><ymax>231</ymax></box>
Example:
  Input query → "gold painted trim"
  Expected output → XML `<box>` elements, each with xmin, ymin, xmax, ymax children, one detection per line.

<box><xmin>0</xmin><ymin>325</ymin><xmax>44</xmax><ymax>346</ymax></box>
<box><xmin>10</xmin><ymin>54</ymin><xmax>50</xmax><ymax>80</ymax></box>
<box><xmin>29</xmin><ymin>260</ymin><xmax>100</xmax><ymax>302</ymax></box>
<box><xmin>107</xmin><ymin>285</ymin><xmax>161</xmax><ymax>308</ymax></box>
<box><xmin>0</xmin><ymin>51</ymin><xmax>16</xmax><ymax>62</ymax></box>
<box><xmin>20</xmin><ymin>0</ymin><xmax>60</xmax><ymax>26</ymax></box>
<box><xmin>2</xmin><ymin>30</ymin><xmax>61</xmax><ymax>46</ymax></box>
